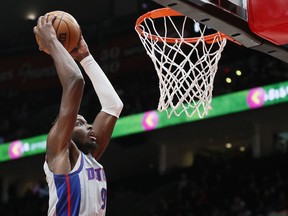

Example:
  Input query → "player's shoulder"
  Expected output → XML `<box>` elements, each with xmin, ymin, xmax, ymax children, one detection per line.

<box><xmin>84</xmin><ymin>153</ymin><xmax>103</xmax><ymax>168</ymax></box>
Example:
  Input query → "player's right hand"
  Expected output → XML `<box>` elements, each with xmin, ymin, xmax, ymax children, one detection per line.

<box><xmin>70</xmin><ymin>35</ymin><xmax>90</xmax><ymax>62</ymax></box>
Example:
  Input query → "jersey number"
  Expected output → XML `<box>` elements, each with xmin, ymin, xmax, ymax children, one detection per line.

<box><xmin>101</xmin><ymin>188</ymin><xmax>107</xmax><ymax>209</ymax></box>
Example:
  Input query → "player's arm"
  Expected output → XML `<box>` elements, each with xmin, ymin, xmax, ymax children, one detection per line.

<box><xmin>34</xmin><ymin>14</ymin><xmax>84</xmax><ymax>172</ymax></box>
<box><xmin>71</xmin><ymin>37</ymin><xmax>123</xmax><ymax>160</ymax></box>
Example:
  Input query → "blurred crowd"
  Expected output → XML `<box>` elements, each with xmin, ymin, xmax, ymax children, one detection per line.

<box><xmin>0</xmin><ymin>153</ymin><xmax>287</xmax><ymax>216</ymax></box>
<box><xmin>146</xmin><ymin>154</ymin><xmax>288</xmax><ymax>216</ymax></box>
<box><xmin>1</xmin><ymin>49</ymin><xmax>288</xmax><ymax>144</ymax></box>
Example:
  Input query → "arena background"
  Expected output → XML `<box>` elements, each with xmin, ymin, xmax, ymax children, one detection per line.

<box><xmin>0</xmin><ymin>0</ymin><xmax>288</xmax><ymax>215</ymax></box>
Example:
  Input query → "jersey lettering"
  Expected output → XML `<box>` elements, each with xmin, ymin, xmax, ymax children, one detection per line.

<box><xmin>86</xmin><ymin>167</ymin><xmax>106</xmax><ymax>181</ymax></box>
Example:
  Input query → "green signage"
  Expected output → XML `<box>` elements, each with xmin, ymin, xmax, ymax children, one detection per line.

<box><xmin>1</xmin><ymin>81</ymin><xmax>288</xmax><ymax>162</ymax></box>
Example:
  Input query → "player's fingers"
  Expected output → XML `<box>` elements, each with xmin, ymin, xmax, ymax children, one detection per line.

<box><xmin>45</xmin><ymin>13</ymin><xmax>56</xmax><ymax>24</ymax></box>
<box><xmin>50</xmin><ymin>14</ymin><xmax>57</xmax><ymax>23</ymax></box>
<box><xmin>33</xmin><ymin>26</ymin><xmax>38</xmax><ymax>34</ymax></box>
<box><xmin>44</xmin><ymin>13</ymin><xmax>49</xmax><ymax>24</ymax></box>
<box><xmin>37</xmin><ymin>16</ymin><xmax>43</xmax><ymax>28</ymax></box>
<box><xmin>79</xmin><ymin>35</ymin><xmax>86</xmax><ymax>46</ymax></box>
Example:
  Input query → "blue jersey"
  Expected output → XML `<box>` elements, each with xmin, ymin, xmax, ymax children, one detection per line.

<box><xmin>44</xmin><ymin>152</ymin><xmax>107</xmax><ymax>216</ymax></box>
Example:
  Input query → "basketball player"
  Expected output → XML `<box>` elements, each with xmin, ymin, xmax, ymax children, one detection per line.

<box><xmin>33</xmin><ymin>14</ymin><xmax>123</xmax><ymax>216</ymax></box>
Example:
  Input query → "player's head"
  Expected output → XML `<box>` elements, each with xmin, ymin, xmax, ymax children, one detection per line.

<box><xmin>72</xmin><ymin>114</ymin><xmax>98</xmax><ymax>154</ymax></box>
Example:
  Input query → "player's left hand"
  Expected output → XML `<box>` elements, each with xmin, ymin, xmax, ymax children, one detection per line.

<box><xmin>33</xmin><ymin>14</ymin><xmax>57</xmax><ymax>52</ymax></box>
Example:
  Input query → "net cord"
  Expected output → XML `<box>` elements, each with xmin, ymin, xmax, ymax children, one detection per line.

<box><xmin>135</xmin><ymin>11</ymin><xmax>227</xmax><ymax>118</ymax></box>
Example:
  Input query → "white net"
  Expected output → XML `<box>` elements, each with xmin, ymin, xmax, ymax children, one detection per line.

<box><xmin>135</xmin><ymin>9</ymin><xmax>227</xmax><ymax>118</ymax></box>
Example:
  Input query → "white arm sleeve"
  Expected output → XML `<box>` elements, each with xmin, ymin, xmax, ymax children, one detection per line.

<box><xmin>80</xmin><ymin>55</ymin><xmax>123</xmax><ymax>118</ymax></box>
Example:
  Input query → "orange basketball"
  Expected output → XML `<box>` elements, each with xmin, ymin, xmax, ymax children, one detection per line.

<box><xmin>35</xmin><ymin>11</ymin><xmax>81</xmax><ymax>54</ymax></box>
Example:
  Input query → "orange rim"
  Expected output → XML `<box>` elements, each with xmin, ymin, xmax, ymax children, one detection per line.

<box><xmin>135</xmin><ymin>8</ymin><xmax>240</xmax><ymax>45</ymax></box>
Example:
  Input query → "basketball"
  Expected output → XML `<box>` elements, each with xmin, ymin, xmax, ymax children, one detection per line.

<box><xmin>35</xmin><ymin>11</ymin><xmax>81</xmax><ymax>54</ymax></box>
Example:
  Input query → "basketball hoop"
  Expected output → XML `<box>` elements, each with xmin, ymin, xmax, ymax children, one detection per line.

<box><xmin>135</xmin><ymin>8</ymin><xmax>235</xmax><ymax>118</ymax></box>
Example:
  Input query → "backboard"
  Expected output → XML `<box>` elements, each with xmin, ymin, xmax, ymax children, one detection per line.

<box><xmin>152</xmin><ymin>0</ymin><xmax>288</xmax><ymax>63</ymax></box>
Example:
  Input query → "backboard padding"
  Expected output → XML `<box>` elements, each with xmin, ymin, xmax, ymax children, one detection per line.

<box><xmin>152</xmin><ymin>0</ymin><xmax>288</xmax><ymax>63</ymax></box>
<box><xmin>248</xmin><ymin>0</ymin><xmax>288</xmax><ymax>45</ymax></box>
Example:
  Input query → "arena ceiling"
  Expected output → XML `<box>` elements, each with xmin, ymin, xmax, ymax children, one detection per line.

<box><xmin>0</xmin><ymin>0</ymin><xmax>150</xmax><ymax>52</ymax></box>
<box><xmin>2</xmin><ymin>0</ymin><xmax>135</xmax><ymax>31</ymax></box>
